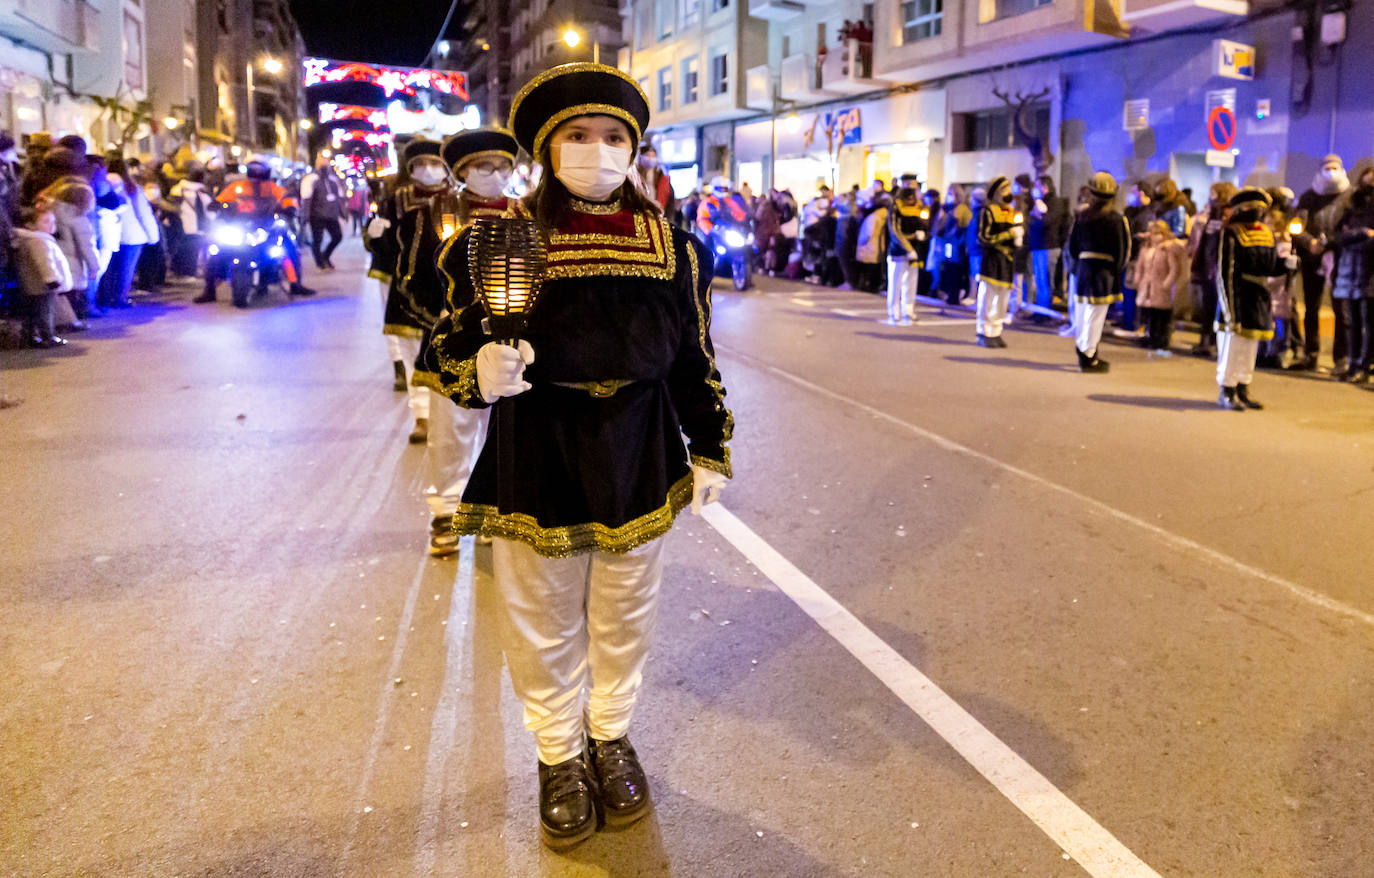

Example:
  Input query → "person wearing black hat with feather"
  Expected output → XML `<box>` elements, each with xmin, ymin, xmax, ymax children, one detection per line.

<box><xmin>411</xmin><ymin>127</ymin><xmax>519</xmax><ymax>557</ymax></box>
<box><xmin>426</xmin><ymin>63</ymin><xmax>733</xmax><ymax>849</ymax></box>
<box><xmin>1216</xmin><ymin>187</ymin><xmax>1292</xmax><ymax>409</ymax></box>
<box><xmin>369</xmin><ymin>138</ymin><xmax>456</xmax><ymax>443</ymax></box>
<box><xmin>974</xmin><ymin>175</ymin><xmax>1019</xmax><ymax>346</ymax></box>
<box><xmin>1064</xmin><ymin>172</ymin><xmax>1130</xmax><ymax>372</ymax></box>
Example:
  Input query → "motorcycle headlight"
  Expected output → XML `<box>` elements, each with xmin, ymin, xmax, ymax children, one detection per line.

<box><xmin>248</xmin><ymin>228</ymin><xmax>269</xmax><ymax>246</ymax></box>
<box><xmin>213</xmin><ymin>225</ymin><xmax>245</xmax><ymax>247</ymax></box>
<box><xmin>268</xmin><ymin>245</ymin><xmax>285</xmax><ymax>259</ymax></box>
<box><xmin>723</xmin><ymin>229</ymin><xmax>748</xmax><ymax>248</ymax></box>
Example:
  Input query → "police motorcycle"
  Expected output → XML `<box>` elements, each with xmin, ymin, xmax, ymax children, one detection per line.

<box><xmin>710</xmin><ymin>219</ymin><xmax>755</xmax><ymax>291</ymax></box>
<box><xmin>206</xmin><ymin>213</ymin><xmax>298</xmax><ymax>309</ymax></box>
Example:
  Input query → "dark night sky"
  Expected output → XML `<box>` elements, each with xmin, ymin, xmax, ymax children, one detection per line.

<box><xmin>288</xmin><ymin>0</ymin><xmax>459</xmax><ymax>67</ymax></box>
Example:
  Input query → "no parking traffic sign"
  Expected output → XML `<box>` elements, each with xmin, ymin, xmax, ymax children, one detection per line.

<box><xmin>1208</xmin><ymin>106</ymin><xmax>1237</xmax><ymax>151</ymax></box>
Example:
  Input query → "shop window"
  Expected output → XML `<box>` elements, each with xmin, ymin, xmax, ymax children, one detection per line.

<box><xmin>681</xmin><ymin>56</ymin><xmax>699</xmax><ymax>104</ymax></box>
<box><xmin>952</xmin><ymin>103</ymin><xmax>1050</xmax><ymax>152</ymax></box>
<box><xmin>902</xmin><ymin>0</ymin><xmax>942</xmax><ymax>42</ymax></box>
<box><xmin>710</xmin><ymin>52</ymin><xmax>728</xmax><ymax>96</ymax></box>
<box><xmin>657</xmin><ymin>66</ymin><xmax>672</xmax><ymax>112</ymax></box>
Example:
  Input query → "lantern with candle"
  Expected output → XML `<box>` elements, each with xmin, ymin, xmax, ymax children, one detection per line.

<box><xmin>468</xmin><ymin>216</ymin><xmax>548</xmax><ymax>345</ymax></box>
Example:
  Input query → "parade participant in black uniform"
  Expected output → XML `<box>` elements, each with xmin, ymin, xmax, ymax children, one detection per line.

<box><xmin>426</xmin><ymin>62</ymin><xmax>732</xmax><ymax>849</ymax></box>
<box><xmin>371</xmin><ymin>138</ymin><xmax>454</xmax><ymax>443</ymax></box>
<box><xmin>1216</xmin><ymin>187</ymin><xmax>1290</xmax><ymax>410</ymax></box>
<box><xmin>412</xmin><ymin>127</ymin><xmax>519</xmax><ymax>557</ymax></box>
<box><xmin>1064</xmin><ymin>172</ymin><xmax>1129</xmax><ymax>372</ymax></box>
<box><xmin>885</xmin><ymin>173</ymin><xmax>928</xmax><ymax>325</ymax></box>
<box><xmin>367</xmin><ymin>135</ymin><xmax>415</xmax><ymax>391</ymax></box>
<box><xmin>975</xmin><ymin>176</ymin><xmax>1018</xmax><ymax>347</ymax></box>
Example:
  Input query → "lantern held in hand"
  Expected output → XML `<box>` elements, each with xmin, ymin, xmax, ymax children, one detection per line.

<box><xmin>467</xmin><ymin>217</ymin><xmax>548</xmax><ymax>344</ymax></box>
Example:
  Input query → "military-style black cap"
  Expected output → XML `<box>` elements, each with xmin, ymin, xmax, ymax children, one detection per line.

<box><xmin>1228</xmin><ymin>186</ymin><xmax>1273</xmax><ymax>210</ymax></box>
<box><xmin>442</xmin><ymin>128</ymin><xmax>519</xmax><ymax>173</ymax></box>
<box><xmin>508</xmin><ymin>63</ymin><xmax>651</xmax><ymax>159</ymax></box>
<box><xmin>402</xmin><ymin>137</ymin><xmax>442</xmax><ymax>166</ymax></box>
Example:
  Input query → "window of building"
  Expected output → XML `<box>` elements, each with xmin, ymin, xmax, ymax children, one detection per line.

<box><xmin>781</xmin><ymin>34</ymin><xmax>791</xmax><ymax>57</ymax></box>
<box><xmin>953</xmin><ymin>103</ymin><xmax>1051</xmax><ymax>152</ymax></box>
<box><xmin>636</xmin><ymin>4</ymin><xmax>653</xmax><ymax>50</ymax></box>
<box><xmin>681</xmin><ymin>0</ymin><xmax>702</xmax><ymax>29</ymax></box>
<box><xmin>709</xmin><ymin>51</ymin><xmax>728</xmax><ymax>96</ymax></box>
<box><xmin>681</xmin><ymin>56</ymin><xmax>699</xmax><ymax>103</ymax></box>
<box><xmin>657</xmin><ymin>66</ymin><xmax>672</xmax><ymax>112</ymax></box>
<box><xmin>123</xmin><ymin>11</ymin><xmax>144</xmax><ymax>89</ymax></box>
<box><xmin>983</xmin><ymin>0</ymin><xmax>1051</xmax><ymax>20</ymax></box>
<box><xmin>901</xmin><ymin>0</ymin><xmax>942</xmax><ymax>42</ymax></box>
<box><xmin>638</xmin><ymin>75</ymin><xmax>651</xmax><ymax>99</ymax></box>
<box><xmin>657</xmin><ymin>0</ymin><xmax>675</xmax><ymax>40</ymax></box>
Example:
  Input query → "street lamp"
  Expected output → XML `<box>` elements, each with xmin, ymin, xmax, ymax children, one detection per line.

<box><xmin>299</xmin><ymin>119</ymin><xmax>313</xmax><ymax>130</ymax></box>
<box><xmin>563</xmin><ymin>27</ymin><xmax>600</xmax><ymax>64</ymax></box>
<box><xmin>260</xmin><ymin>56</ymin><xmax>284</xmax><ymax>75</ymax></box>
<box><xmin>164</xmin><ymin>116</ymin><xmax>180</xmax><ymax>130</ymax></box>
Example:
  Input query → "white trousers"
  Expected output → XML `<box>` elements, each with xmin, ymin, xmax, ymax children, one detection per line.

<box><xmin>886</xmin><ymin>257</ymin><xmax>917</xmax><ymax>322</ymax></box>
<box><xmin>491</xmin><ymin>535</ymin><xmax>667</xmax><ymax>765</ymax></box>
<box><xmin>424</xmin><ymin>396</ymin><xmax>489</xmax><ymax>517</ymax></box>
<box><xmin>1074</xmin><ymin>300</ymin><xmax>1109</xmax><ymax>357</ymax></box>
<box><xmin>1216</xmin><ymin>332</ymin><xmax>1259</xmax><ymax>387</ymax></box>
<box><xmin>1066</xmin><ymin>275</ymin><xmax>1079</xmax><ymax>333</ymax></box>
<box><xmin>975</xmin><ymin>279</ymin><xmax>1010</xmax><ymax>337</ymax></box>
<box><xmin>385</xmin><ymin>333</ymin><xmax>429</xmax><ymax>419</ymax></box>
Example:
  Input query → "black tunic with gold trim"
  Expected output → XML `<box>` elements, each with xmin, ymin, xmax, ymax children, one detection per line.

<box><xmin>1216</xmin><ymin>220</ymin><xmax>1283</xmax><ymax>340</ymax></box>
<box><xmin>380</xmin><ymin>182</ymin><xmax>460</xmax><ymax>339</ymax></box>
<box><xmin>412</xmin><ymin>193</ymin><xmax>510</xmax><ymax>391</ymax></box>
<box><xmin>1065</xmin><ymin>204</ymin><xmax>1130</xmax><ymax>305</ymax></box>
<box><xmin>426</xmin><ymin>198</ymin><xmax>733</xmax><ymax>558</ymax></box>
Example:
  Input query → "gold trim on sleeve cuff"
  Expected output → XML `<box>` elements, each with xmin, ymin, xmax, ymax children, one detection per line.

<box><xmin>368</xmin><ymin>270</ymin><xmax>393</xmax><ymax>282</ymax></box>
<box><xmin>691</xmin><ymin>453</ymin><xmax>732</xmax><ymax>479</ymax></box>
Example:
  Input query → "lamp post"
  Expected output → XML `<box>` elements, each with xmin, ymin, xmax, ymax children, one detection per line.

<box><xmin>768</xmin><ymin>82</ymin><xmax>799</xmax><ymax>192</ymax></box>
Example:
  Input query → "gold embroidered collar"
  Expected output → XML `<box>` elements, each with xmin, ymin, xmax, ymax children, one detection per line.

<box><xmin>570</xmin><ymin>197</ymin><xmax>622</xmax><ymax>215</ymax></box>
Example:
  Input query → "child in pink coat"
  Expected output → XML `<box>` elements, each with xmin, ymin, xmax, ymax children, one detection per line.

<box><xmin>1131</xmin><ymin>220</ymin><xmax>1188</xmax><ymax>356</ymax></box>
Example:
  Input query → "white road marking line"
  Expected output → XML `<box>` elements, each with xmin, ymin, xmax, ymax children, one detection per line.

<box><xmin>338</xmin><ymin>555</ymin><xmax>429</xmax><ymax>872</ymax></box>
<box><xmin>414</xmin><ymin>537</ymin><xmax>475</xmax><ymax>875</ymax></box>
<box><xmin>701</xmin><ymin>503</ymin><xmax>1162</xmax><ymax>878</ymax></box>
<box><xmin>831</xmin><ymin>308</ymin><xmax>886</xmax><ymax>318</ymax></box>
<box><xmin>719</xmin><ymin>344</ymin><xmax>1374</xmax><ymax>630</ymax></box>
<box><xmin>789</xmin><ymin>297</ymin><xmax>819</xmax><ymax>307</ymax></box>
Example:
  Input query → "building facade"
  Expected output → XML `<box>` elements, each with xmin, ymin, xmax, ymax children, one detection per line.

<box><xmin>622</xmin><ymin>0</ymin><xmax>1373</xmax><ymax>206</ymax></box>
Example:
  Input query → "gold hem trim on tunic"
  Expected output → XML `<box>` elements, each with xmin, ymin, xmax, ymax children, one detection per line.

<box><xmin>383</xmin><ymin>323</ymin><xmax>424</xmax><ymax>339</ymax></box>
<box><xmin>451</xmin><ymin>472</ymin><xmax>694</xmax><ymax>558</ymax></box>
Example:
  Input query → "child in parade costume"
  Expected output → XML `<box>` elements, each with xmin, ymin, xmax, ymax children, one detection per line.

<box><xmin>1215</xmin><ymin>187</ymin><xmax>1293</xmax><ymax>409</ymax></box>
<box><xmin>425</xmin><ymin>63</ymin><xmax>734</xmax><ymax>849</ymax></box>
<box><xmin>1064</xmin><ymin>172</ymin><xmax>1130</xmax><ymax>372</ymax></box>
<box><xmin>412</xmin><ymin>128</ymin><xmax>520</xmax><ymax>557</ymax></box>
<box><xmin>885</xmin><ymin>173</ymin><xmax>928</xmax><ymax>325</ymax></box>
<box><xmin>366</xmin><ymin>134</ymin><xmax>414</xmax><ymax>391</ymax></box>
<box><xmin>369</xmin><ymin>138</ymin><xmax>456</xmax><ymax>444</ymax></box>
<box><xmin>974</xmin><ymin>176</ymin><xmax>1019</xmax><ymax>347</ymax></box>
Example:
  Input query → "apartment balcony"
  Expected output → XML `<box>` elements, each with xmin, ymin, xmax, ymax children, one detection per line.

<box><xmin>1120</xmin><ymin>0</ymin><xmax>1247</xmax><ymax>31</ymax></box>
<box><xmin>778</xmin><ymin>53</ymin><xmax>832</xmax><ymax>103</ymax></box>
<box><xmin>745</xmin><ymin>64</ymin><xmax>773</xmax><ymax>111</ymax></box>
<box><xmin>817</xmin><ymin>38</ymin><xmax>891</xmax><ymax>94</ymax></box>
<box><xmin>748</xmin><ymin>0</ymin><xmax>805</xmax><ymax>21</ymax></box>
<box><xmin>2</xmin><ymin>0</ymin><xmax>98</xmax><ymax>54</ymax></box>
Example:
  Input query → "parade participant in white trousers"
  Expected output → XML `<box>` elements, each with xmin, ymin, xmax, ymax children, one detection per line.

<box><xmin>427</xmin><ymin>63</ymin><xmax>733</xmax><ymax>850</ymax></box>
<box><xmin>975</xmin><ymin>176</ymin><xmax>1018</xmax><ymax>347</ymax></box>
<box><xmin>1064</xmin><ymin>172</ymin><xmax>1130</xmax><ymax>372</ymax></box>
<box><xmin>885</xmin><ymin>173</ymin><xmax>928</xmax><ymax>325</ymax></box>
<box><xmin>414</xmin><ymin>127</ymin><xmax>520</xmax><ymax>556</ymax></box>
<box><xmin>1216</xmin><ymin>187</ymin><xmax>1290</xmax><ymax>410</ymax></box>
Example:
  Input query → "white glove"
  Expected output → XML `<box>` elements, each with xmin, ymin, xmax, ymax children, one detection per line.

<box><xmin>914</xmin><ymin>231</ymin><xmax>927</xmax><ymax>241</ymax></box>
<box><xmin>1034</xmin><ymin>199</ymin><xmax>1047</xmax><ymax>215</ymax></box>
<box><xmin>690</xmin><ymin>466</ymin><xmax>728</xmax><ymax>515</ymax></box>
<box><xmin>1011</xmin><ymin>226</ymin><xmax>1025</xmax><ymax>247</ymax></box>
<box><xmin>475</xmin><ymin>340</ymin><xmax>534</xmax><ymax>404</ymax></box>
<box><xmin>366</xmin><ymin>217</ymin><xmax>391</xmax><ymax>239</ymax></box>
<box><xmin>1285</xmin><ymin>254</ymin><xmax>1300</xmax><ymax>270</ymax></box>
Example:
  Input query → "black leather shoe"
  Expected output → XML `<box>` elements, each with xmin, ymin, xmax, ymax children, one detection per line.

<box><xmin>537</xmin><ymin>753</ymin><xmax>597</xmax><ymax>849</ymax></box>
<box><xmin>1218</xmin><ymin>386</ymin><xmax>1245</xmax><ymax>411</ymax></box>
<box><xmin>393</xmin><ymin>361</ymin><xmax>407</xmax><ymax>391</ymax></box>
<box><xmin>588</xmin><ymin>736</ymin><xmax>652</xmax><ymax>828</ymax></box>
<box><xmin>1076</xmin><ymin>348</ymin><xmax>1109</xmax><ymax>373</ymax></box>
<box><xmin>976</xmin><ymin>333</ymin><xmax>992</xmax><ymax>347</ymax></box>
<box><xmin>1235</xmin><ymin>383</ymin><xmax>1263</xmax><ymax>409</ymax></box>
<box><xmin>991</xmin><ymin>335</ymin><xmax>1007</xmax><ymax>348</ymax></box>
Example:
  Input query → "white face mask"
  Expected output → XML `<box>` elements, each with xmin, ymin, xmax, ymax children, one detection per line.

<box><xmin>555</xmin><ymin>142</ymin><xmax>631</xmax><ymax>201</ymax></box>
<box><xmin>411</xmin><ymin>163</ymin><xmax>447</xmax><ymax>187</ymax></box>
<box><xmin>464</xmin><ymin>167</ymin><xmax>510</xmax><ymax>199</ymax></box>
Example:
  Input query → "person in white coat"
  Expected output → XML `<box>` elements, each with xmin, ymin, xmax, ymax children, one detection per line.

<box><xmin>97</xmin><ymin>158</ymin><xmax>159</xmax><ymax>308</ymax></box>
<box><xmin>169</xmin><ymin>166</ymin><xmax>214</xmax><ymax>277</ymax></box>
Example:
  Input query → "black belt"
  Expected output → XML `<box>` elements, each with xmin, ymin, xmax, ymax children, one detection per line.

<box><xmin>549</xmin><ymin>379</ymin><xmax>637</xmax><ymax>398</ymax></box>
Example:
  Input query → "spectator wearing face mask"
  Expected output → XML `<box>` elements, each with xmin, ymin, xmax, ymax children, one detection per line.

<box><xmin>302</xmin><ymin>155</ymin><xmax>345</xmax><ymax>270</ymax></box>
<box><xmin>1293</xmin><ymin>154</ymin><xmax>1352</xmax><ymax>370</ymax></box>
<box><xmin>1328</xmin><ymin>157</ymin><xmax>1374</xmax><ymax>384</ymax></box>
<box><xmin>636</xmin><ymin>144</ymin><xmax>675</xmax><ymax>220</ymax></box>
<box><xmin>1028</xmin><ymin>174</ymin><xmax>1069</xmax><ymax>314</ymax></box>
<box><xmin>931</xmin><ymin>185</ymin><xmax>971</xmax><ymax>306</ymax></box>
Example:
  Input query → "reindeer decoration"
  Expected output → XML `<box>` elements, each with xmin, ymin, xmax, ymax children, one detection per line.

<box><xmin>991</xmin><ymin>86</ymin><xmax>1054</xmax><ymax>177</ymax></box>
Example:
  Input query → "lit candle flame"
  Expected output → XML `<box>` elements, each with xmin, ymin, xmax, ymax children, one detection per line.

<box><xmin>1287</xmin><ymin>218</ymin><xmax>1303</xmax><ymax>236</ymax></box>
<box><xmin>1013</xmin><ymin>213</ymin><xmax>1025</xmax><ymax>225</ymax></box>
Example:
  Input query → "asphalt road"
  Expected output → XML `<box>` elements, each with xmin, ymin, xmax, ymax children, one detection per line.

<box><xmin>3</xmin><ymin>239</ymin><xmax>1373</xmax><ymax>878</ymax></box>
